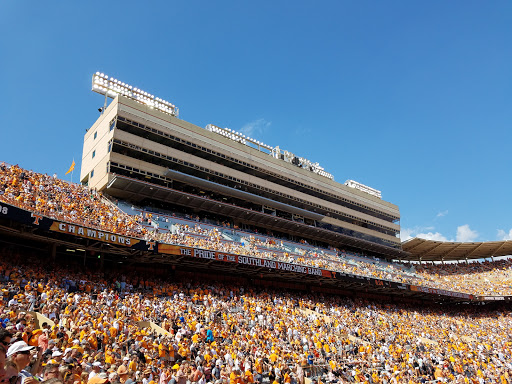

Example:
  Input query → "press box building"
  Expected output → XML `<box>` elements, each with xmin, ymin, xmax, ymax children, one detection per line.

<box><xmin>81</xmin><ymin>73</ymin><xmax>405</xmax><ymax>259</ymax></box>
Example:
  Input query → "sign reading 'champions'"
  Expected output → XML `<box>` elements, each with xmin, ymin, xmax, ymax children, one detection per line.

<box><xmin>50</xmin><ymin>222</ymin><xmax>140</xmax><ymax>247</ymax></box>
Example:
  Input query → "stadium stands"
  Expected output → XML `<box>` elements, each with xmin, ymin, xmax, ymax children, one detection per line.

<box><xmin>2</xmin><ymin>163</ymin><xmax>512</xmax><ymax>383</ymax></box>
<box><xmin>0</xmin><ymin>163</ymin><xmax>146</xmax><ymax>238</ymax></box>
<box><xmin>1</xmin><ymin>254</ymin><xmax>512</xmax><ymax>384</ymax></box>
<box><xmin>2</xmin><ymin>164</ymin><xmax>512</xmax><ymax>296</ymax></box>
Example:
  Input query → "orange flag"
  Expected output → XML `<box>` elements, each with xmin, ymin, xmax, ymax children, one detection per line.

<box><xmin>65</xmin><ymin>160</ymin><xmax>75</xmax><ymax>175</ymax></box>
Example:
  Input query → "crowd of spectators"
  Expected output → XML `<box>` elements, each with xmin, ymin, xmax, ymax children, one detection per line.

<box><xmin>0</xmin><ymin>163</ymin><xmax>146</xmax><ymax>238</ymax></box>
<box><xmin>2</xmin><ymin>165</ymin><xmax>512</xmax><ymax>383</ymax></box>
<box><xmin>2</xmin><ymin>163</ymin><xmax>512</xmax><ymax>297</ymax></box>
<box><xmin>1</xmin><ymin>254</ymin><xmax>512</xmax><ymax>384</ymax></box>
<box><xmin>147</xmin><ymin>223</ymin><xmax>512</xmax><ymax>297</ymax></box>
<box><xmin>415</xmin><ymin>260</ymin><xmax>512</xmax><ymax>297</ymax></box>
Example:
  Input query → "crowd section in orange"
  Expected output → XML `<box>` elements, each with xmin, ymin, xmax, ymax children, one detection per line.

<box><xmin>1</xmin><ymin>163</ymin><xmax>512</xmax><ymax>297</ymax></box>
<box><xmin>0</xmin><ymin>254</ymin><xmax>512</xmax><ymax>384</ymax></box>
<box><xmin>0</xmin><ymin>164</ymin><xmax>146</xmax><ymax>238</ymax></box>
<box><xmin>2</xmin><ymin>163</ymin><xmax>512</xmax><ymax>383</ymax></box>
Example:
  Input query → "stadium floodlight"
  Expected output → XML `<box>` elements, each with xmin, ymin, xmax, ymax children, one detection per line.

<box><xmin>206</xmin><ymin>123</ymin><xmax>277</xmax><ymax>155</ymax></box>
<box><xmin>91</xmin><ymin>72</ymin><xmax>179</xmax><ymax>117</ymax></box>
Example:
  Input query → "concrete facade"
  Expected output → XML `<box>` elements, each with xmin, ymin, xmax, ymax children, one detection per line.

<box><xmin>81</xmin><ymin>96</ymin><xmax>402</xmax><ymax>251</ymax></box>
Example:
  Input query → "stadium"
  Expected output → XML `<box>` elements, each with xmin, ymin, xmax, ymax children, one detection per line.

<box><xmin>1</xmin><ymin>73</ymin><xmax>512</xmax><ymax>384</ymax></box>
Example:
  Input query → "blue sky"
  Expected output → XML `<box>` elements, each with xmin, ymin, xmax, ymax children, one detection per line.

<box><xmin>1</xmin><ymin>1</ymin><xmax>511</xmax><ymax>244</ymax></box>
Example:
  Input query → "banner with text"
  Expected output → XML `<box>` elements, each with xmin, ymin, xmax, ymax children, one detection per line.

<box><xmin>410</xmin><ymin>285</ymin><xmax>473</xmax><ymax>300</ymax></box>
<box><xmin>158</xmin><ymin>244</ymin><xmax>326</xmax><ymax>276</ymax></box>
<box><xmin>49</xmin><ymin>221</ymin><xmax>151</xmax><ymax>250</ymax></box>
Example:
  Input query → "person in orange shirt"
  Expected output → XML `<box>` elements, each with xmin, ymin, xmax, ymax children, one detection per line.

<box><xmin>254</xmin><ymin>358</ymin><xmax>263</xmax><ymax>381</ymax></box>
<box><xmin>128</xmin><ymin>354</ymin><xmax>137</xmax><ymax>372</ymax></box>
<box><xmin>230</xmin><ymin>368</ymin><xmax>244</xmax><ymax>384</ymax></box>
<box><xmin>104</xmin><ymin>346</ymin><xmax>114</xmax><ymax>364</ymax></box>
<box><xmin>109</xmin><ymin>325</ymin><xmax>118</xmax><ymax>339</ymax></box>
<box><xmin>27</xmin><ymin>328</ymin><xmax>42</xmax><ymax>347</ymax></box>
<box><xmin>79</xmin><ymin>327</ymin><xmax>88</xmax><ymax>342</ymax></box>
<box><xmin>88</xmin><ymin>331</ymin><xmax>98</xmax><ymax>350</ymax></box>
<box><xmin>244</xmin><ymin>370</ymin><xmax>254</xmax><ymax>384</ymax></box>
<box><xmin>283</xmin><ymin>370</ymin><xmax>291</xmax><ymax>384</ymax></box>
<box><xmin>434</xmin><ymin>365</ymin><xmax>444</xmax><ymax>381</ymax></box>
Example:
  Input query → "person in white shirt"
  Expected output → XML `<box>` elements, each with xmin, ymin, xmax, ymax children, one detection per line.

<box><xmin>7</xmin><ymin>298</ymin><xmax>18</xmax><ymax>307</ymax></box>
<box><xmin>88</xmin><ymin>362</ymin><xmax>103</xmax><ymax>380</ymax></box>
<box><xmin>7</xmin><ymin>341</ymin><xmax>40</xmax><ymax>384</ymax></box>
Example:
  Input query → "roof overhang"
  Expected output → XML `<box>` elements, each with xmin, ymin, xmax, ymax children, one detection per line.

<box><xmin>164</xmin><ymin>168</ymin><xmax>324</xmax><ymax>220</ymax></box>
<box><xmin>105</xmin><ymin>174</ymin><xmax>409</xmax><ymax>259</ymax></box>
<box><xmin>401</xmin><ymin>238</ymin><xmax>512</xmax><ymax>261</ymax></box>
